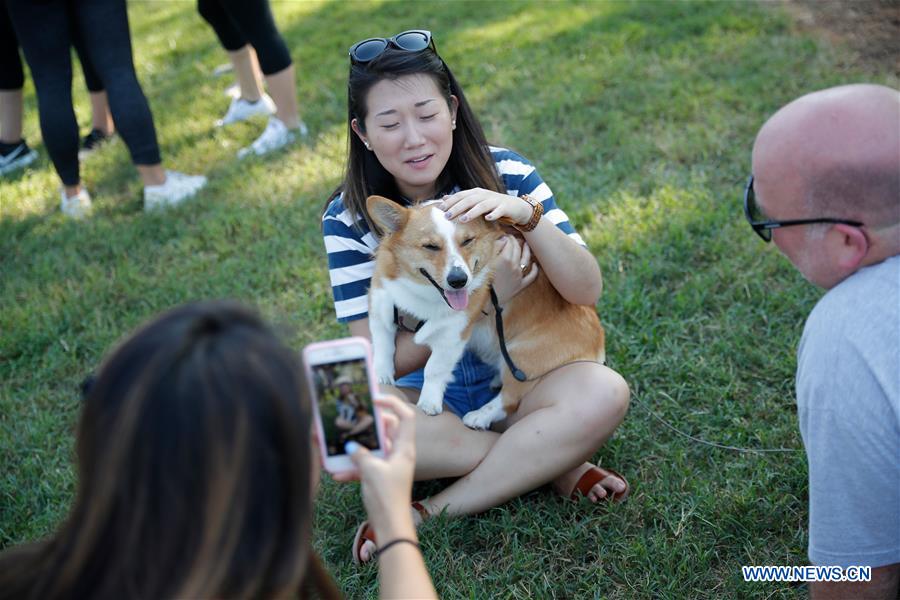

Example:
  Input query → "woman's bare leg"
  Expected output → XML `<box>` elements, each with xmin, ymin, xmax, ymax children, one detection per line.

<box><xmin>135</xmin><ymin>164</ymin><xmax>165</xmax><ymax>186</ymax></box>
<box><xmin>357</xmin><ymin>384</ymin><xmax>498</xmax><ymax>562</ymax></box>
<box><xmin>0</xmin><ymin>89</ymin><xmax>24</xmax><ymax>143</ymax></box>
<box><xmin>63</xmin><ymin>183</ymin><xmax>83</xmax><ymax>197</ymax></box>
<box><xmin>420</xmin><ymin>362</ymin><xmax>629</xmax><ymax>516</ymax></box>
<box><xmin>89</xmin><ymin>91</ymin><xmax>114</xmax><ymax>134</ymax></box>
<box><xmin>263</xmin><ymin>64</ymin><xmax>300</xmax><ymax>129</ymax></box>
<box><xmin>356</xmin><ymin>367</ymin><xmax>629</xmax><ymax>562</ymax></box>
<box><xmin>227</xmin><ymin>45</ymin><xmax>263</xmax><ymax>102</ymax></box>
<box><xmin>381</xmin><ymin>385</ymin><xmax>499</xmax><ymax>481</ymax></box>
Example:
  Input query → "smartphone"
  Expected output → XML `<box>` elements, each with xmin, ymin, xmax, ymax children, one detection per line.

<box><xmin>302</xmin><ymin>337</ymin><xmax>385</xmax><ymax>473</ymax></box>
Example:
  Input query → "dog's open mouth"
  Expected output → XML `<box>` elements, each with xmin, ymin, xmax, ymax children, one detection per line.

<box><xmin>417</xmin><ymin>267</ymin><xmax>470</xmax><ymax>311</ymax></box>
<box><xmin>445</xmin><ymin>289</ymin><xmax>469</xmax><ymax>311</ymax></box>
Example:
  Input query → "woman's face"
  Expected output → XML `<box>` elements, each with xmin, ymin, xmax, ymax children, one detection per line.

<box><xmin>353</xmin><ymin>73</ymin><xmax>458</xmax><ymax>202</ymax></box>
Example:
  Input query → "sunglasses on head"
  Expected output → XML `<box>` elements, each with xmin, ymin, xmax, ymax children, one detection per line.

<box><xmin>743</xmin><ymin>175</ymin><xmax>864</xmax><ymax>242</ymax></box>
<box><xmin>349</xmin><ymin>29</ymin><xmax>436</xmax><ymax>64</ymax></box>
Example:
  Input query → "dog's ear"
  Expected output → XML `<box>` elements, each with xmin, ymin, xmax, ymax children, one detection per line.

<box><xmin>367</xmin><ymin>195</ymin><xmax>408</xmax><ymax>234</ymax></box>
<box><xmin>472</xmin><ymin>213</ymin><xmax>504</xmax><ymax>240</ymax></box>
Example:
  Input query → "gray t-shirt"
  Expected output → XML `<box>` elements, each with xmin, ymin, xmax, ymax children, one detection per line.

<box><xmin>797</xmin><ymin>254</ymin><xmax>900</xmax><ymax>568</ymax></box>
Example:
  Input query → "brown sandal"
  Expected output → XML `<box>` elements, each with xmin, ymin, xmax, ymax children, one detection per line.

<box><xmin>351</xmin><ymin>501</ymin><xmax>429</xmax><ymax>564</ymax></box>
<box><xmin>571</xmin><ymin>466</ymin><xmax>630</xmax><ymax>502</ymax></box>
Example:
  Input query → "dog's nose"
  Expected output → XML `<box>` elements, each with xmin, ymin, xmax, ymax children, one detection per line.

<box><xmin>447</xmin><ymin>267</ymin><xmax>468</xmax><ymax>289</ymax></box>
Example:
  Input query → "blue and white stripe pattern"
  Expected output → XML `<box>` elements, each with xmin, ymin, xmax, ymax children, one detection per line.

<box><xmin>322</xmin><ymin>147</ymin><xmax>585</xmax><ymax>322</ymax></box>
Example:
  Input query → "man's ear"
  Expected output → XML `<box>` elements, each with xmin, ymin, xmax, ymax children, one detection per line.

<box><xmin>832</xmin><ymin>223</ymin><xmax>869</xmax><ymax>270</ymax></box>
<box><xmin>367</xmin><ymin>195</ymin><xmax>408</xmax><ymax>234</ymax></box>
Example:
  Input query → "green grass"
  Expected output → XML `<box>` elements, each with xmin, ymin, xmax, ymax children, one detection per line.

<box><xmin>1</xmin><ymin>1</ymin><xmax>896</xmax><ymax>597</ymax></box>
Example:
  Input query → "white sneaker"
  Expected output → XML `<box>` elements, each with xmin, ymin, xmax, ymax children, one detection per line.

<box><xmin>237</xmin><ymin>116</ymin><xmax>308</xmax><ymax>159</ymax></box>
<box><xmin>143</xmin><ymin>170</ymin><xmax>207</xmax><ymax>212</ymax></box>
<box><xmin>60</xmin><ymin>188</ymin><xmax>93</xmax><ymax>219</ymax></box>
<box><xmin>215</xmin><ymin>94</ymin><xmax>276</xmax><ymax>127</ymax></box>
<box><xmin>0</xmin><ymin>141</ymin><xmax>38</xmax><ymax>175</ymax></box>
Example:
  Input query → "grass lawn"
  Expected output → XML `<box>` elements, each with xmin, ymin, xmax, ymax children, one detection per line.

<box><xmin>1</xmin><ymin>1</ymin><xmax>896</xmax><ymax>598</ymax></box>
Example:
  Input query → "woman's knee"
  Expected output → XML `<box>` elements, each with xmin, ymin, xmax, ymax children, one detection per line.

<box><xmin>250</xmin><ymin>34</ymin><xmax>291</xmax><ymax>75</ymax></box>
<box><xmin>414</xmin><ymin>411</ymin><xmax>495</xmax><ymax>475</ymax></box>
<box><xmin>577</xmin><ymin>366</ymin><xmax>630</xmax><ymax>434</ymax></box>
<box><xmin>602</xmin><ymin>368</ymin><xmax>630</xmax><ymax>419</ymax></box>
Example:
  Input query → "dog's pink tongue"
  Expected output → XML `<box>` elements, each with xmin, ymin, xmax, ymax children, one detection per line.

<box><xmin>446</xmin><ymin>289</ymin><xmax>469</xmax><ymax>311</ymax></box>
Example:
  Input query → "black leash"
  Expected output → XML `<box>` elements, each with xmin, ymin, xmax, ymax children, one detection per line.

<box><xmin>490</xmin><ymin>287</ymin><xmax>609</xmax><ymax>383</ymax></box>
<box><xmin>490</xmin><ymin>286</ymin><xmax>528</xmax><ymax>382</ymax></box>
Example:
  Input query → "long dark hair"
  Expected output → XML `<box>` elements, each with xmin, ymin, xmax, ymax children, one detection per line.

<box><xmin>331</xmin><ymin>42</ymin><xmax>504</xmax><ymax>235</ymax></box>
<box><xmin>0</xmin><ymin>301</ymin><xmax>340</xmax><ymax>600</ymax></box>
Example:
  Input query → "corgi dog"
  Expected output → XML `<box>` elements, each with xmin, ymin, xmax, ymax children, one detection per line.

<box><xmin>367</xmin><ymin>194</ymin><xmax>605</xmax><ymax>429</ymax></box>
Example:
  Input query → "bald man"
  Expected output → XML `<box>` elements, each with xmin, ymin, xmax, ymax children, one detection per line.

<box><xmin>748</xmin><ymin>84</ymin><xmax>899</xmax><ymax>599</ymax></box>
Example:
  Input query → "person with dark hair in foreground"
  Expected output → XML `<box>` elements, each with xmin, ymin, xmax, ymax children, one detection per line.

<box><xmin>0</xmin><ymin>301</ymin><xmax>437</xmax><ymax>599</ymax></box>
<box><xmin>747</xmin><ymin>84</ymin><xmax>899</xmax><ymax>599</ymax></box>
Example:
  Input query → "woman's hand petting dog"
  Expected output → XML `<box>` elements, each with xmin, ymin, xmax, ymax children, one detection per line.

<box><xmin>492</xmin><ymin>235</ymin><xmax>539</xmax><ymax>305</ymax></box>
<box><xmin>440</xmin><ymin>189</ymin><xmax>539</xmax><ymax>304</ymax></box>
<box><xmin>440</xmin><ymin>187</ymin><xmax>532</xmax><ymax>226</ymax></box>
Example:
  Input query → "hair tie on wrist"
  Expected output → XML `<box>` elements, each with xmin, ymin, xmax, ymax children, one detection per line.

<box><xmin>375</xmin><ymin>537</ymin><xmax>420</xmax><ymax>558</ymax></box>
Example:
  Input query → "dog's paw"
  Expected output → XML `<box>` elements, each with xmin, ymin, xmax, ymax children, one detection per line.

<box><xmin>375</xmin><ymin>367</ymin><xmax>395</xmax><ymax>386</ymax></box>
<box><xmin>373</xmin><ymin>360</ymin><xmax>395</xmax><ymax>386</ymax></box>
<box><xmin>462</xmin><ymin>399</ymin><xmax>506</xmax><ymax>430</ymax></box>
<box><xmin>416</xmin><ymin>392</ymin><xmax>443</xmax><ymax>416</ymax></box>
<box><xmin>462</xmin><ymin>408</ymin><xmax>495</xmax><ymax>430</ymax></box>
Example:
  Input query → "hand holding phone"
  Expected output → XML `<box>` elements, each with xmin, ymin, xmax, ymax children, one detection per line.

<box><xmin>303</xmin><ymin>337</ymin><xmax>385</xmax><ymax>474</ymax></box>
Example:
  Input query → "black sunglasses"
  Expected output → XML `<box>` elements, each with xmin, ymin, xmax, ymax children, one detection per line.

<box><xmin>349</xmin><ymin>29</ymin><xmax>436</xmax><ymax>64</ymax></box>
<box><xmin>743</xmin><ymin>175</ymin><xmax>863</xmax><ymax>242</ymax></box>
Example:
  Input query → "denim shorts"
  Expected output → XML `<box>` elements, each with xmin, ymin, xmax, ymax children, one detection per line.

<box><xmin>395</xmin><ymin>350</ymin><xmax>498</xmax><ymax>417</ymax></box>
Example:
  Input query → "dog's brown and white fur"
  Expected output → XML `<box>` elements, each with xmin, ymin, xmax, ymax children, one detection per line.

<box><xmin>367</xmin><ymin>195</ymin><xmax>605</xmax><ymax>429</ymax></box>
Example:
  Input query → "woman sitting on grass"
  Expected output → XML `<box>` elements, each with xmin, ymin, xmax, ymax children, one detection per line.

<box><xmin>322</xmin><ymin>29</ymin><xmax>631</xmax><ymax>564</ymax></box>
<box><xmin>0</xmin><ymin>301</ymin><xmax>436</xmax><ymax>599</ymax></box>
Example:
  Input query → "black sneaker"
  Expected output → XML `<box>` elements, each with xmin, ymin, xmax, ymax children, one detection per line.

<box><xmin>79</xmin><ymin>128</ymin><xmax>114</xmax><ymax>159</ymax></box>
<box><xmin>0</xmin><ymin>139</ymin><xmax>38</xmax><ymax>176</ymax></box>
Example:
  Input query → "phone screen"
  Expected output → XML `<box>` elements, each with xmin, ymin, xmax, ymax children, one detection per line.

<box><xmin>310</xmin><ymin>357</ymin><xmax>380</xmax><ymax>457</ymax></box>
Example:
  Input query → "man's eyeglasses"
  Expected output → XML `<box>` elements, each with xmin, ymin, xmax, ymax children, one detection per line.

<box><xmin>743</xmin><ymin>175</ymin><xmax>863</xmax><ymax>242</ymax></box>
<box><xmin>349</xmin><ymin>30</ymin><xmax>436</xmax><ymax>65</ymax></box>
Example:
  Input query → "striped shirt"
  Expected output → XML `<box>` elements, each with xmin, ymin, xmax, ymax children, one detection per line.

<box><xmin>322</xmin><ymin>146</ymin><xmax>585</xmax><ymax>323</ymax></box>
